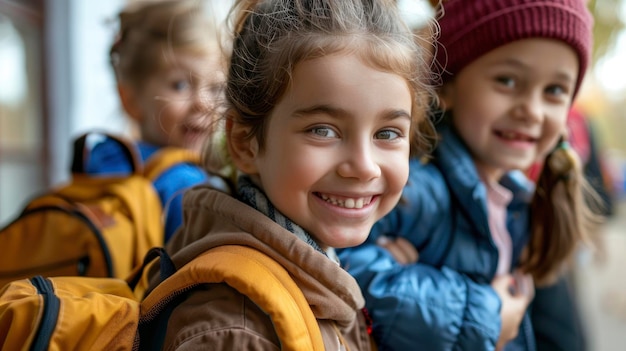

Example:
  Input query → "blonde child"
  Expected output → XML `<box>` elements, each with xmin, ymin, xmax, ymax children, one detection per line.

<box><xmin>87</xmin><ymin>0</ymin><xmax>228</xmax><ymax>242</ymax></box>
<box><xmin>141</xmin><ymin>0</ymin><xmax>436</xmax><ymax>349</ymax></box>
<box><xmin>340</xmin><ymin>0</ymin><xmax>599</xmax><ymax>350</ymax></box>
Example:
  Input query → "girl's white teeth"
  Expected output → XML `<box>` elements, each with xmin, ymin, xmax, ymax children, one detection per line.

<box><xmin>320</xmin><ymin>194</ymin><xmax>370</xmax><ymax>209</ymax></box>
<box><xmin>501</xmin><ymin>131</ymin><xmax>533</xmax><ymax>141</ymax></box>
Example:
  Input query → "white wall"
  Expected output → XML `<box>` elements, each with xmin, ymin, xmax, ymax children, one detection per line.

<box><xmin>46</xmin><ymin>0</ymin><xmax>128</xmax><ymax>186</ymax></box>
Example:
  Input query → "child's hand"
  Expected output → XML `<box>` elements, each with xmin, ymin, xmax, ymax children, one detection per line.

<box><xmin>491</xmin><ymin>272</ymin><xmax>534</xmax><ymax>351</ymax></box>
<box><xmin>376</xmin><ymin>236</ymin><xmax>419</xmax><ymax>264</ymax></box>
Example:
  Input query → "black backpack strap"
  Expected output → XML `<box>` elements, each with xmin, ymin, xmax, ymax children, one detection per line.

<box><xmin>71</xmin><ymin>132</ymin><xmax>143</xmax><ymax>174</ymax></box>
<box><xmin>126</xmin><ymin>247</ymin><xmax>176</xmax><ymax>291</ymax></box>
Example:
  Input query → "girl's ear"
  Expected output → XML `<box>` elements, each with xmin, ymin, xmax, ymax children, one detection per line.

<box><xmin>225</xmin><ymin>110</ymin><xmax>260</xmax><ymax>175</ymax></box>
<box><xmin>117</xmin><ymin>83</ymin><xmax>143</xmax><ymax>122</ymax></box>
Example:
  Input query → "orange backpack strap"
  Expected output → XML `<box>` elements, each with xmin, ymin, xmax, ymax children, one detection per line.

<box><xmin>142</xmin><ymin>148</ymin><xmax>201</xmax><ymax>181</ymax></box>
<box><xmin>139</xmin><ymin>245</ymin><xmax>324</xmax><ymax>351</ymax></box>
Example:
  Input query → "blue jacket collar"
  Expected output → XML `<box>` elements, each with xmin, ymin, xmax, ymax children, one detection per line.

<box><xmin>434</xmin><ymin>125</ymin><xmax>490</xmax><ymax>237</ymax></box>
<box><xmin>432</xmin><ymin>124</ymin><xmax>533</xmax><ymax>241</ymax></box>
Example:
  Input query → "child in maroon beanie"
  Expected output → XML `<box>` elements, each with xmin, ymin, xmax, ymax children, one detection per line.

<box><xmin>339</xmin><ymin>0</ymin><xmax>601</xmax><ymax>350</ymax></box>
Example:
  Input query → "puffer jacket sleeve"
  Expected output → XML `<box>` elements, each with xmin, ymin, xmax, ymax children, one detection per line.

<box><xmin>340</xmin><ymin>245</ymin><xmax>501</xmax><ymax>351</ymax></box>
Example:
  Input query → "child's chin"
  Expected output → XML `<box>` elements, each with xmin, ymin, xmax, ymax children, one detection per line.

<box><xmin>326</xmin><ymin>234</ymin><xmax>369</xmax><ymax>250</ymax></box>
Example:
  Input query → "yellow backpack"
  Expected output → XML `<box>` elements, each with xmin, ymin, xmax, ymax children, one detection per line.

<box><xmin>0</xmin><ymin>132</ymin><xmax>200</xmax><ymax>288</ymax></box>
<box><xmin>0</xmin><ymin>246</ymin><xmax>325</xmax><ymax>351</ymax></box>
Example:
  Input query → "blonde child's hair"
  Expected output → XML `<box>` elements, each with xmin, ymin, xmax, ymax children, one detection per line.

<box><xmin>109</xmin><ymin>0</ymin><xmax>225</xmax><ymax>90</ymax></box>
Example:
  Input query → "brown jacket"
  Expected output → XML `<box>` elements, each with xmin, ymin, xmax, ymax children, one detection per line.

<box><xmin>149</xmin><ymin>185</ymin><xmax>372</xmax><ymax>350</ymax></box>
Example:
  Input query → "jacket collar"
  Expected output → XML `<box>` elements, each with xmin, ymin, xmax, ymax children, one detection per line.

<box><xmin>432</xmin><ymin>124</ymin><xmax>533</xmax><ymax>239</ymax></box>
<box><xmin>165</xmin><ymin>186</ymin><xmax>365</xmax><ymax>326</ymax></box>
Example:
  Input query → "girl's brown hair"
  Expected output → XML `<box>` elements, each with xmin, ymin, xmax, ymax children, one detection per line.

<box><xmin>219</xmin><ymin>0</ymin><xmax>438</xmax><ymax>165</ymax></box>
<box><xmin>521</xmin><ymin>137</ymin><xmax>603</xmax><ymax>285</ymax></box>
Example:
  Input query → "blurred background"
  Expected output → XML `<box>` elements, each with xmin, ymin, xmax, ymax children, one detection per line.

<box><xmin>0</xmin><ymin>0</ymin><xmax>624</xmax><ymax>349</ymax></box>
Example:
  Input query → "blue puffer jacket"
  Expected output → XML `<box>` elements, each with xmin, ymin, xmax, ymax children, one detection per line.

<box><xmin>338</xmin><ymin>125</ymin><xmax>536</xmax><ymax>351</ymax></box>
<box><xmin>85</xmin><ymin>136</ymin><xmax>224</xmax><ymax>243</ymax></box>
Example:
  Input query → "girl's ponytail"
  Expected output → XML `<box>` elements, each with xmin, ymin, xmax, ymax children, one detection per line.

<box><xmin>521</xmin><ymin>137</ymin><xmax>602</xmax><ymax>285</ymax></box>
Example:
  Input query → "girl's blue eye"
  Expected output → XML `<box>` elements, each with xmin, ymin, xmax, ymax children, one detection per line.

<box><xmin>310</xmin><ymin>127</ymin><xmax>337</xmax><ymax>138</ymax></box>
<box><xmin>375</xmin><ymin>129</ymin><xmax>400</xmax><ymax>140</ymax></box>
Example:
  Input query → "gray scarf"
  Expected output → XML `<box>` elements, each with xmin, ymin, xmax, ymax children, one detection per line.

<box><xmin>237</xmin><ymin>175</ymin><xmax>338</xmax><ymax>263</ymax></box>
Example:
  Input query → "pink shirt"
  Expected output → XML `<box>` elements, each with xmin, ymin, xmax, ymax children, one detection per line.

<box><xmin>484</xmin><ymin>180</ymin><xmax>514</xmax><ymax>276</ymax></box>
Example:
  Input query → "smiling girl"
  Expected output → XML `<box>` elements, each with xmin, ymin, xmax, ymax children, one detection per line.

<box><xmin>142</xmin><ymin>0</ymin><xmax>435</xmax><ymax>349</ymax></box>
<box><xmin>339</xmin><ymin>0</ymin><xmax>600</xmax><ymax>350</ymax></box>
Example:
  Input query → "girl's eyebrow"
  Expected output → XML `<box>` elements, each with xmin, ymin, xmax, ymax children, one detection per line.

<box><xmin>292</xmin><ymin>104</ymin><xmax>411</xmax><ymax>121</ymax></box>
<box><xmin>492</xmin><ymin>58</ymin><xmax>576</xmax><ymax>83</ymax></box>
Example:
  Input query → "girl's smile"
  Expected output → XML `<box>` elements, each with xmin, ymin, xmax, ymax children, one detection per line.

<box><xmin>493</xmin><ymin>129</ymin><xmax>538</xmax><ymax>149</ymax></box>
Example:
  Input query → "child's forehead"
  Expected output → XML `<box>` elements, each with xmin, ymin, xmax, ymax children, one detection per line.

<box><xmin>293</xmin><ymin>37</ymin><xmax>415</xmax><ymax>75</ymax></box>
<box><xmin>151</xmin><ymin>49</ymin><xmax>224</xmax><ymax>73</ymax></box>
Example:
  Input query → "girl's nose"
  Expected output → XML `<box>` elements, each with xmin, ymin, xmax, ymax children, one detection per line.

<box><xmin>513</xmin><ymin>92</ymin><xmax>543</xmax><ymax>123</ymax></box>
<box><xmin>336</xmin><ymin>141</ymin><xmax>381</xmax><ymax>181</ymax></box>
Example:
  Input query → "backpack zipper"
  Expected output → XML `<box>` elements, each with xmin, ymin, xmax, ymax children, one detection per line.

<box><xmin>0</xmin><ymin>256</ymin><xmax>90</xmax><ymax>280</ymax></box>
<box><xmin>18</xmin><ymin>206</ymin><xmax>115</xmax><ymax>277</ymax></box>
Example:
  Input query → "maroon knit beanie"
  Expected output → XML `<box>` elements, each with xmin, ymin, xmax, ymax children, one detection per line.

<box><xmin>436</xmin><ymin>0</ymin><xmax>593</xmax><ymax>96</ymax></box>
